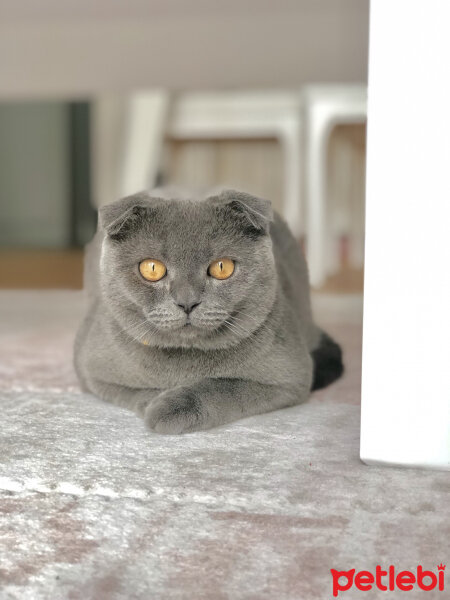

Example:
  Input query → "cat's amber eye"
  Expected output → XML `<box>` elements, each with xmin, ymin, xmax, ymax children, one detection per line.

<box><xmin>139</xmin><ymin>259</ymin><xmax>167</xmax><ymax>282</ymax></box>
<box><xmin>208</xmin><ymin>258</ymin><xmax>235</xmax><ymax>280</ymax></box>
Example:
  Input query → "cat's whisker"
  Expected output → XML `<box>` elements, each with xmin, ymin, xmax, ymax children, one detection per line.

<box><xmin>224</xmin><ymin>317</ymin><xmax>253</xmax><ymax>336</ymax></box>
<box><xmin>130</xmin><ymin>328</ymin><xmax>155</xmax><ymax>344</ymax></box>
<box><xmin>231</xmin><ymin>317</ymin><xmax>263</xmax><ymax>337</ymax></box>
<box><xmin>126</xmin><ymin>318</ymin><xmax>154</xmax><ymax>336</ymax></box>
<box><xmin>222</xmin><ymin>322</ymin><xmax>238</xmax><ymax>337</ymax></box>
<box><xmin>126</xmin><ymin>318</ymin><xmax>160</xmax><ymax>343</ymax></box>
<box><xmin>223</xmin><ymin>320</ymin><xmax>244</xmax><ymax>338</ymax></box>
<box><xmin>232</xmin><ymin>310</ymin><xmax>261</xmax><ymax>325</ymax></box>
<box><xmin>136</xmin><ymin>321</ymin><xmax>162</xmax><ymax>343</ymax></box>
<box><xmin>136</xmin><ymin>327</ymin><xmax>157</xmax><ymax>343</ymax></box>
<box><xmin>125</xmin><ymin>324</ymin><xmax>150</xmax><ymax>340</ymax></box>
<box><xmin>229</xmin><ymin>314</ymin><xmax>255</xmax><ymax>327</ymax></box>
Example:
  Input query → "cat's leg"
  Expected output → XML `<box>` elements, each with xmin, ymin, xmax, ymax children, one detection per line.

<box><xmin>86</xmin><ymin>379</ymin><xmax>162</xmax><ymax>418</ymax></box>
<box><xmin>144</xmin><ymin>378</ymin><xmax>309</xmax><ymax>434</ymax></box>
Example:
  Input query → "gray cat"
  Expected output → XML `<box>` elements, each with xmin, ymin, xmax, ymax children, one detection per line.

<box><xmin>74</xmin><ymin>188</ymin><xmax>343</xmax><ymax>434</ymax></box>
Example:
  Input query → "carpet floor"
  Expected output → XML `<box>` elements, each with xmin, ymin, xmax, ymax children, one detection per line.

<box><xmin>0</xmin><ymin>291</ymin><xmax>449</xmax><ymax>599</ymax></box>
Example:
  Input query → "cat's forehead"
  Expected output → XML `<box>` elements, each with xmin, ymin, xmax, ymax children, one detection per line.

<box><xmin>157</xmin><ymin>199</ymin><xmax>215</xmax><ymax>227</ymax></box>
<box><xmin>101</xmin><ymin>189</ymin><xmax>272</xmax><ymax>256</ymax></box>
<box><xmin>142</xmin><ymin>200</ymin><xmax>239</xmax><ymax>245</ymax></box>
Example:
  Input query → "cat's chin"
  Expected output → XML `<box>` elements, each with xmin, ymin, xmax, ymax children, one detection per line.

<box><xmin>177</xmin><ymin>321</ymin><xmax>224</xmax><ymax>340</ymax></box>
<box><xmin>134</xmin><ymin>319</ymin><xmax>250</xmax><ymax>351</ymax></box>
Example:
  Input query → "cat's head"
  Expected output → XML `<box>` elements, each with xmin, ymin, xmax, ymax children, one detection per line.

<box><xmin>98</xmin><ymin>189</ymin><xmax>277</xmax><ymax>350</ymax></box>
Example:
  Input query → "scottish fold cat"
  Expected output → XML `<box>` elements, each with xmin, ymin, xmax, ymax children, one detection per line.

<box><xmin>74</xmin><ymin>188</ymin><xmax>343</xmax><ymax>434</ymax></box>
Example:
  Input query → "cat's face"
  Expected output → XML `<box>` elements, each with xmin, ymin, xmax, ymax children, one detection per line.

<box><xmin>99</xmin><ymin>190</ymin><xmax>277</xmax><ymax>350</ymax></box>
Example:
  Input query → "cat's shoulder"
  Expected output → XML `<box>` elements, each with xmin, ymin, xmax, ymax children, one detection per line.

<box><xmin>269</xmin><ymin>211</ymin><xmax>303</xmax><ymax>263</ymax></box>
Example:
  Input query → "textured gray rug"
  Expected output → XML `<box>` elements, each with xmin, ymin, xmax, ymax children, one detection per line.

<box><xmin>1</xmin><ymin>292</ymin><xmax>449</xmax><ymax>599</ymax></box>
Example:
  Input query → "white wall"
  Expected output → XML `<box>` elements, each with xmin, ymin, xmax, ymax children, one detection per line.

<box><xmin>0</xmin><ymin>0</ymin><xmax>368</xmax><ymax>98</ymax></box>
<box><xmin>361</xmin><ymin>0</ymin><xmax>450</xmax><ymax>469</ymax></box>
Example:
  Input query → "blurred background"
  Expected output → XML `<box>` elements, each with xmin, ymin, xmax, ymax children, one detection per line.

<box><xmin>0</xmin><ymin>0</ymin><xmax>368</xmax><ymax>291</ymax></box>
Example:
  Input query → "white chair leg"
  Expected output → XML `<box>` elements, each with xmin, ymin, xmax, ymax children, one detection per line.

<box><xmin>280</xmin><ymin>120</ymin><xmax>302</xmax><ymax>239</ymax></box>
<box><xmin>91</xmin><ymin>96</ymin><xmax>126</xmax><ymax>208</ymax></box>
<box><xmin>302</xmin><ymin>85</ymin><xmax>367</xmax><ymax>287</ymax></box>
<box><xmin>119</xmin><ymin>90</ymin><xmax>170</xmax><ymax>198</ymax></box>
<box><xmin>304</xmin><ymin>107</ymin><xmax>330</xmax><ymax>288</ymax></box>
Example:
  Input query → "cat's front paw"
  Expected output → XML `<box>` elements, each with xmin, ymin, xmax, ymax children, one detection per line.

<box><xmin>144</xmin><ymin>388</ymin><xmax>207</xmax><ymax>434</ymax></box>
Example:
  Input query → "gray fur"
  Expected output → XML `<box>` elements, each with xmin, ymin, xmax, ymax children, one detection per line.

<box><xmin>74</xmin><ymin>188</ymin><xmax>331</xmax><ymax>434</ymax></box>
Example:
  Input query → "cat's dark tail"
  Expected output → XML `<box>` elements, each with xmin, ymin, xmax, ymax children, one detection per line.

<box><xmin>310</xmin><ymin>332</ymin><xmax>344</xmax><ymax>391</ymax></box>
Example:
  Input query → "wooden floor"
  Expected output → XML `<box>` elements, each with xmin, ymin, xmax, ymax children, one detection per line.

<box><xmin>0</xmin><ymin>250</ymin><xmax>363</xmax><ymax>292</ymax></box>
<box><xmin>0</xmin><ymin>250</ymin><xmax>84</xmax><ymax>289</ymax></box>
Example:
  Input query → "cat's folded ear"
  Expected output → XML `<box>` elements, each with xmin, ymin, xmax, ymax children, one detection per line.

<box><xmin>211</xmin><ymin>189</ymin><xmax>274</xmax><ymax>237</ymax></box>
<box><xmin>99</xmin><ymin>192</ymin><xmax>154</xmax><ymax>241</ymax></box>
